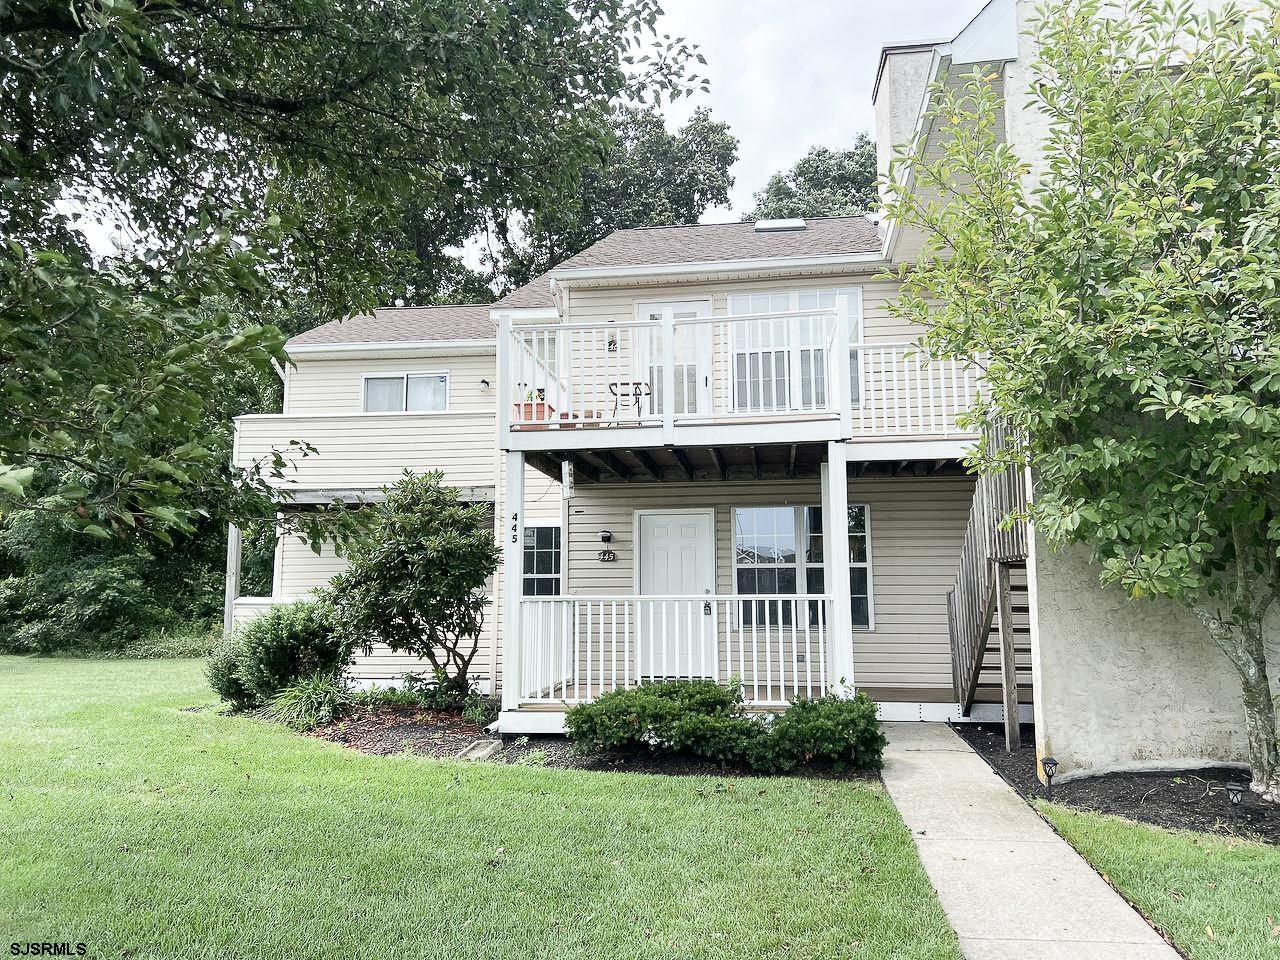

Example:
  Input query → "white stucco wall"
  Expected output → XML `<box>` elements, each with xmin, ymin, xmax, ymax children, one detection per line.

<box><xmin>873</xmin><ymin>48</ymin><xmax>936</xmax><ymax>190</ymax></box>
<box><xmin>1029</xmin><ymin>536</ymin><xmax>1280</xmax><ymax>780</ymax></box>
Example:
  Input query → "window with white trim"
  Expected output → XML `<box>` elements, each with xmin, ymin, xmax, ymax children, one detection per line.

<box><xmin>727</xmin><ymin>289</ymin><xmax>862</xmax><ymax>411</ymax></box>
<box><xmin>522</xmin><ymin>525</ymin><xmax>561</xmax><ymax>596</ymax></box>
<box><xmin>362</xmin><ymin>373</ymin><xmax>448</xmax><ymax>412</ymax></box>
<box><xmin>732</xmin><ymin>504</ymin><xmax>873</xmax><ymax>630</ymax></box>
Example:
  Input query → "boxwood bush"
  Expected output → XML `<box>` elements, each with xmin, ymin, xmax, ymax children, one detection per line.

<box><xmin>207</xmin><ymin>601</ymin><xmax>349</xmax><ymax>709</ymax></box>
<box><xmin>565</xmin><ymin>680</ymin><xmax>885</xmax><ymax>773</ymax></box>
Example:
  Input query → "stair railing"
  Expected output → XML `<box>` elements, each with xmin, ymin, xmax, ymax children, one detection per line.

<box><xmin>947</xmin><ymin>422</ymin><xmax>1029</xmax><ymax>713</ymax></box>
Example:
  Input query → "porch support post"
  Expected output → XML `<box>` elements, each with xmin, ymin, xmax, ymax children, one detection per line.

<box><xmin>222</xmin><ymin>522</ymin><xmax>241</xmax><ymax>636</ymax></box>
<box><xmin>822</xmin><ymin>440</ymin><xmax>855</xmax><ymax>694</ymax></box>
<box><xmin>995</xmin><ymin>561</ymin><xmax>1020</xmax><ymax>751</ymax></box>
<box><xmin>501</xmin><ymin>451</ymin><xmax>526</xmax><ymax>713</ymax></box>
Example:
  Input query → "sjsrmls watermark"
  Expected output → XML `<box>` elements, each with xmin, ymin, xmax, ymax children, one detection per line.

<box><xmin>9</xmin><ymin>946</ymin><xmax>87</xmax><ymax>957</ymax></box>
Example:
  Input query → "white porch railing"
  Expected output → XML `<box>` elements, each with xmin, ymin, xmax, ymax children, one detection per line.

<box><xmin>505</xmin><ymin>307</ymin><xmax>848</xmax><ymax>431</ymax></box>
<box><xmin>517</xmin><ymin>594</ymin><xmax>832</xmax><ymax>707</ymax></box>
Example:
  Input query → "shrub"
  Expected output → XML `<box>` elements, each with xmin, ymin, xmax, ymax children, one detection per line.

<box><xmin>750</xmin><ymin>693</ymin><xmax>886</xmax><ymax>773</ymax></box>
<box><xmin>564</xmin><ymin>679</ymin><xmax>746</xmax><ymax>755</ymax></box>
<box><xmin>207</xmin><ymin>601</ymin><xmax>348</xmax><ymax>708</ymax></box>
<box><xmin>207</xmin><ymin>631</ymin><xmax>255</xmax><ymax>709</ymax></box>
<box><xmin>565</xmin><ymin>680</ymin><xmax>886</xmax><ymax>773</ymax></box>
<box><xmin>234</xmin><ymin>601</ymin><xmax>347</xmax><ymax>706</ymax></box>
<box><xmin>461</xmin><ymin>693</ymin><xmax>499</xmax><ymax>728</ymax></box>
<box><xmin>323</xmin><ymin>472</ymin><xmax>499</xmax><ymax>696</ymax></box>
<box><xmin>265</xmin><ymin>672</ymin><xmax>353</xmax><ymax>730</ymax></box>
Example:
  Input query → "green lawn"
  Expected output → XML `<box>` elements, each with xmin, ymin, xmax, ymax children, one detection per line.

<box><xmin>0</xmin><ymin>657</ymin><xmax>959</xmax><ymax>960</ymax></box>
<box><xmin>1040</xmin><ymin>803</ymin><xmax>1280</xmax><ymax>960</ymax></box>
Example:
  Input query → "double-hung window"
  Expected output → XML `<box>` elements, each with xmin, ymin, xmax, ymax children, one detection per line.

<box><xmin>726</xmin><ymin>289</ymin><xmax>862</xmax><ymax>412</ymax></box>
<box><xmin>362</xmin><ymin>373</ymin><xmax>449</xmax><ymax>412</ymax></box>
<box><xmin>732</xmin><ymin>504</ymin><xmax>873</xmax><ymax>630</ymax></box>
<box><xmin>522</xmin><ymin>525</ymin><xmax>561</xmax><ymax>596</ymax></box>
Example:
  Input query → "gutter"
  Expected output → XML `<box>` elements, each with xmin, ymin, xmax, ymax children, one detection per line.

<box><xmin>548</xmin><ymin>251</ymin><xmax>886</xmax><ymax>284</ymax></box>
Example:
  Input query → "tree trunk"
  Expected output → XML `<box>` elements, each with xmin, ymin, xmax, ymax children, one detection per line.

<box><xmin>1197</xmin><ymin>608</ymin><xmax>1280</xmax><ymax>801</ymax></box>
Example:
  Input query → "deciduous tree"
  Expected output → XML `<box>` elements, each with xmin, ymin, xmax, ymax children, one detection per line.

<box><xmin>747</xmin><ymin>135</ymin><xmax>877</xmax><ymax>220</ymax></box>
<box><xmin>886</xmin><ymin>0</ymin><xmax>1280</xmax><ymax>798</ymax></box>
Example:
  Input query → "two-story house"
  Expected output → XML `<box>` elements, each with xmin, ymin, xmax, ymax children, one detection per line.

<box><xmin>226</xmin><ymin>214</ymin><xmax>1006</xmax><ymax>733</ymax></box>
<box><xmin>226</xmin><ymin>0</ymin><xmax>1268</xmax><ymax>782</ymax></box>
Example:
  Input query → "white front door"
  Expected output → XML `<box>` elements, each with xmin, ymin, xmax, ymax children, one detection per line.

<box><xmin>637</xmin><ymin>510</ymin><xmax>716</xmax><ymax>679</ymax></box>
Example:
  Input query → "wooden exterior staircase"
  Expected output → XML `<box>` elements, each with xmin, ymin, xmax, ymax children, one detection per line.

<box><xmin>946</xmin><ymin>424</ymin><xmax>1031</xmax><ymax>750</ymax></box>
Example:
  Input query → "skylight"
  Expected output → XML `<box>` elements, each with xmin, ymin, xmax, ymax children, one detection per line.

<box><xmin>753</xmin><ymin>218</ymin><xmax>807</xmax><ymax>233</ymax></box>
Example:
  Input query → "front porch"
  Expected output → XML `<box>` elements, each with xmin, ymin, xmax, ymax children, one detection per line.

<box><xmin>498</xmin><ymin>440</ymin><xmax>981</xmax><ymax>732</ymax></box>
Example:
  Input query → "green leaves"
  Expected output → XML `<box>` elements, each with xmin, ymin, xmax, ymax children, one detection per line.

<box><xmin>747</xmin><ymin>135</ymin><xmax>878</xmax><ymax>221</ymax></box>
<box><xmin>3</xmin><ymin>0</ymin><xmax>702</xmax><ymax>541</ymax></box>
<box><xmin>0</xmin><ymin>465</ymin><xmax>35</xmax><ymax>497</ymax></box>
<box><xmin>885</xmin><ymin>0</ymin><xmax>1280</xmax><ymax>613</ymax></box>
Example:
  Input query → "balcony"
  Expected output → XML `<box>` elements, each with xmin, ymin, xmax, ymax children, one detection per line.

<box><xmin>232</xmin><ymin>411</ymin><xmax>498</xmax><ymax>495</ymax></box>
<box><xmin>499</xmin><ymin>306</ymin><xmax>981</xmax><ymax>455</ymax></box>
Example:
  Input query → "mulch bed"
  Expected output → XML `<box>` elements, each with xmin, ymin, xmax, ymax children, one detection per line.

<box><xmin>310</xmin><ymin>705</ymin><xmax>486</xmax><ymax>758</ymax></box>
<box><xmin>954</xmin><ymin>722</ymin><xmax>1278</xmax><ymax>844</ymax></box>
<box><xmin>308</xmin><ymin>704</ymin><xmax>869</xmax><ymax>780</ymax></box>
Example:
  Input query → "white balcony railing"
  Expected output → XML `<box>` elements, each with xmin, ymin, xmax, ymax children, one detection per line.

<box><xmin>504</xmin><ymin>307</ymin><xmax>849</xmax><ymax>432</ymax></box>
<box><xmin>851</xmin><ymin>343</ymin><xmax>983</xmax><ymax>437</ymax></box>
<box><xmin>517</xmin><ymin>594</ymin><xmax>832</xmax><ymax>707</ymax></box>
<box><xmin>501</xmin><ymin>308</ymin><xmax>981</xmax><ymax>440</ymax></box>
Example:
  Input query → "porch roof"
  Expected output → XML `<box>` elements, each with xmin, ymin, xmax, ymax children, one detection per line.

<box><xmin>524</xmin><ymin>444</ymin><xmax>969</xmax><ymax>484</ymax></box>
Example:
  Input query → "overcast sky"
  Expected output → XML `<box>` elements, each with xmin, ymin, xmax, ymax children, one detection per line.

<box><xmin>656</xmin><ymin>0</ymin><xmax>985</xmax><ymax>220</ymax></box>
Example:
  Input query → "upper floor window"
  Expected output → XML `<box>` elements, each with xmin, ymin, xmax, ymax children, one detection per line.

<box><xmin>362</xmin><ymin>373</ymin><xmax>448</xmax><ymax>413</ymax></box>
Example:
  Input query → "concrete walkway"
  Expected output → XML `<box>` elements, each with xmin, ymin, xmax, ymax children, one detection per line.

<box><xmin>881</xmin><ymin>723</ymin><xmax>1179</xmax><ymax>960</ymax></box>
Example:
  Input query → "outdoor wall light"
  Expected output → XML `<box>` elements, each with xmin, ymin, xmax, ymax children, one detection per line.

<box><xmin>1041</xmin><ymin>756</ymin><xmax>1059</xmax><ymax>798</ymax></box>
<box><xmin>599</xmin><ymin>530</ymin><xmax>613</xmax><ymax>543</ymax></box>
<box><xmin>480</xmin><ymin>378</ymin><xmax>491</xmax><ymax>390</ymax></box>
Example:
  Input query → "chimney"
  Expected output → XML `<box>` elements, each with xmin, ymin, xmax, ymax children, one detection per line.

<box><xmin>872</xmin><ymin>42</ymin><xmax>940</xmax><ymax>196</ymax></box>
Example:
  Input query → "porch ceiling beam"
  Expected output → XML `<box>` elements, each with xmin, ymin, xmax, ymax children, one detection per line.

<box><xmin>630</xmin><ymin>449</ymin><xmax>663</xmax><ymax>481</ymax></box>
<box><xmin>785</xmin><ymin>444</ymin><xmax>798</xmax><ymax>479</ymax></box>
<box><xmin>671</xmin><ymin>448</ymin><xmax>695</xmax><ymax>481</ymax></box>
<box><xmin>570</xmin><ymin>455</ymin><xmax>601</xmax><ymax>483</ymax></box>
<box><xmin>581</xmin><ymin>452</ymin><xmax>620</xmax><ymax>481</ymax></box>
<box><xmin>525</xmin><ymin>452</ymin><xmax>562</xmax><ymax>481</ymax></box>
<box><xmin>708</xmin><ymin>446</ymin><xmax>727</xmax><ymax>481</ymax></box>
<box><xmin>596</xmin><ymin>451</ymin><xmax>633</xmax><ymax>481</ymax></box>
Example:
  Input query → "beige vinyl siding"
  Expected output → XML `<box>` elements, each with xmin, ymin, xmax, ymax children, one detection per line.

<box><xmin>267</xmin><ymin>465</ymin><xmax>559</xmax><ymax>688</ymax></box>
<box><xmin>234</xmin><ymin>412</ymin><xmax>499</xmax><ymax>489</ymax></box>
<box><xmin>849</xmin><ymin>476</ymin><xmax>975</xmax><ymax>694</ymax></box>
<box><xmin>559</xmin><ymin>474</ymin><xmax>975</xmax><ymax>700</ymax></box>
<box><xmin>566</xmin><ymin>274</ymin><xmax>923</xmax><ymax>343</ymax></box>
<box><xmin>284</xmin><ymin>352</ymin><xmax>497</xmax><ymax>415</ymax></box>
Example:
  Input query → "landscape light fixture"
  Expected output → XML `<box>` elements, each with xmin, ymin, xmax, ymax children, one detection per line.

<box><xmin>1225</xmin><ymin>781</ymin><xmax>1245</xmax><ymax>812</ymax></box>
<box><xmin>1041</xmin><ymin>756</ymin><xmax>1059</xmax><ymax>798</ymax></box>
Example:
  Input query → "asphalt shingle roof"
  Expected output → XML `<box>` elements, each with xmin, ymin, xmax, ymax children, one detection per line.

<box><xmin>550</xmin><ymin>216</ymin><xmax>881</xmax><ymax>272</ymax></box>
<box><xmin>492</xmin><ymin>277</ymin><xmax>556</xmax><ymax>310</ymax></box>
<box><xmin>286</xmin><ymin>217</ymin><xmax>881</xmax><ymax>345</ymax></box>
<box><xmin>286</xmin><ymin>304</ymin><xmax>495</xmax><ymax>347</ymax></box>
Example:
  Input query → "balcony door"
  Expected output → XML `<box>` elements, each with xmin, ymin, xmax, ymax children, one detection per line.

<box><xmin>634</xmin><ymin>299</ymin><xmax>712</xmax><ymax>418</ymax></box>
<box><xmin>636</xmin><ymin>509</ymin><xmax>716</xmax><ymax>679</ymax></box>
